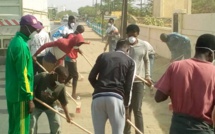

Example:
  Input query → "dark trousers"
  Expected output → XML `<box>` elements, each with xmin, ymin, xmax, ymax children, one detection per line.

<box><xmin>65</xmin><ymin>61</ymin><xmax>78</xmax><ymax>87</ymax></box>
<box><xmin>33</xmin><ymin>56</ymin><xmax>44</xmax><ymax>75</ymax></box>
<box><xmin>124</xmin><ymin>82</ymin><xmax>144</xmax><ymax>134</ymax></box>
<box><xmin>170</xmin><ymin>113</ymin><xmax>214</xmax><ymax>134</ymax></box>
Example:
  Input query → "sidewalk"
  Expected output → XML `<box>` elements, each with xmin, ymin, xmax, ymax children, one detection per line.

<box><xmin>0</xmin><ymin>22</ymin><xmax>172</xmax><ymax>134</ymax></box>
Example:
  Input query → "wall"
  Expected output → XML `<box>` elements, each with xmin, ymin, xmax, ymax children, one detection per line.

<box><xmin>153</xmin><ymin>0</ymin><xmax>191</xmax><ymax>18</ymax></box>
<box><xmin>137</xmin><ymin>13</ymin><xmax>215</xmax><ymax>59</ymax></box>
<box><xmin>181</xmin><ymin>13</ymin><xmax>215</xmax><ymax>56</ymax></box>
<box><xmin>137</xmin><ymin>24</ymin><xmax>172</xmax><ymax>59</ymax></box>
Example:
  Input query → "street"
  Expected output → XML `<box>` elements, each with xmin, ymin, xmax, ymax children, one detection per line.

<box><xmin>0</xmin><ymin>22</ymin><xmax>172</xmax><ymax>134</ymax></box>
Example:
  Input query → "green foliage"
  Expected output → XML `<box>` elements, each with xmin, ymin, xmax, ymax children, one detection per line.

<box><xmin>56</xmin><ymin>10</ymin><xmax>77</xmax><ymax>20</ymax></box>
<box><xmin>192</xmin><ymin>0</ymin><xmax>215</xmax><ymax>13</ymax></box>
<box><xmin>78</xmin><ymin>6</ymin><xmax>96</xmax><ymax>17</ymax></box>
<box><xmin>138</xmin><ymin>15</ymin><xmax>164</xmax><ymax>26</ymax></box>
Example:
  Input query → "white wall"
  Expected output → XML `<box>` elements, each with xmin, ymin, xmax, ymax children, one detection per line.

<box><xmin>137</xmin><ymin>13</ymin><xmax>215</xmax><ymax>59</ymax></box>
<box><xmin>137</xmin><ymin>24</ymin><xmax>172</xmax><ymax>59</ymax></box>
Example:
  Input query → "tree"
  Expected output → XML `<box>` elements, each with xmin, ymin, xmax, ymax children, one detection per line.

<box><xmin>192</xmin><ymin>0</ymin><xmax>215</xmax><ymax>14</ymax></box>
<box><xmin>56</xmin><ymin>10</ymin><xmax>78</xmax><ymax>20</ymax></box>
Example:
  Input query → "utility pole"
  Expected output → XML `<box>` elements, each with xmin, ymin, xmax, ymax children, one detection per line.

<box><xmin>140</xmin><ymin>0</ymin><xmax>143</xmax><ymax>16</ymax></box>
<box><xmin>120</xmin><ymin>0</ymin><xmax>128</xmax><ymax>38</ymax></box>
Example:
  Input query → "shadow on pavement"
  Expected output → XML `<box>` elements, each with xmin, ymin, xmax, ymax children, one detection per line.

<box><xmin>143</xmin><ymin>56</ymin><xmax>172</xmax><ymax>134</ymax></box>
<box><xmin>0</xmin><ymin>84</ymin><xmax>5</xmax><ymax>88</ymax></box>
<box><xmin>0</xmin><ymin>109</ymin><xmax>7</xmax><ymax>114</ymax></box>
<box><xmin>0</xmin><ymin>95</ymin><xmax>6</xmax><ymax>100</ymax></box>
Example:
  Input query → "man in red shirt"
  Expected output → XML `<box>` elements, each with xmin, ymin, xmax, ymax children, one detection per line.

<box><xmin>154</xmin><ymin>34</ymin><xmax>215</xmax><ymax>134</ymax></box>
<box><xmin>33</xmin><ymin>25</ymin><xmax>87</xmax><ymax>72</ymax></box>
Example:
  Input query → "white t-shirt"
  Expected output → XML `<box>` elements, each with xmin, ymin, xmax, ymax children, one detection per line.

<box><xmin>143</xmin><ymin>41</ymin><xmax>155</xmax><ymax>55</ymax></box>
<box><xmin>28</xmin><ymin>29</ymin><xmax>50</xmax><ymax>56</ymax></box>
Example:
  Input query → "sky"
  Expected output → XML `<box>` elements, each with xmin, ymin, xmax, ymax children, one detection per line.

<box><xmin>47</xmin><ymin>0</ymin><xmax>148</xmax><ymax>13</ymax></box>
<box><xmin>48</xmin><ymin>0</ymin><xmax>93</xmax><ymax>13</ymax></box>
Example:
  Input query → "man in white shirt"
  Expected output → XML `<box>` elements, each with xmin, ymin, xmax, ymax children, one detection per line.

<box><xmin>28</xmin><ymin>22</ymin><xmax>50</xmax><ymax>74</ymax></box>
<box><xmin>104</xmin><ymin>18</ymin><xmax>120</xmax><ymax>52</ymax></box>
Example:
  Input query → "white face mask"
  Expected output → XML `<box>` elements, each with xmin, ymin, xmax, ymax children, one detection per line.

<box><xmin>128</xmin><ymin>36</ymin><xmax>137</xmax><ymax>44</ymax></box>
<box><xmin>196</xmin><ymin>47</ymin><xmax>215</xmax><ymax>64</ymax></box>
<box><xmin>107</xmin><ymin>23</ymin><xmax>112</xmax><ymax>27</ymax></box>
<box><xmin>29</xmin><ymin>31</ymin><xmax>38</xmax><ymax>39</ymax></box>
<box><xmin>25</xmin><ymin>25</ymin><xmax>38</xmax><ymax>39</ymax></box>
<box><xmin>70</xmin><ymin>23</ymin><xmax>75</xmax><ymax>27</ymax></box>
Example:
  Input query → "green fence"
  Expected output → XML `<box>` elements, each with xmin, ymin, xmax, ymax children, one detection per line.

<box><xmin>86</xmin><ymin>20</ymin><xmax>105</xmax><ymax>37</ymax></box>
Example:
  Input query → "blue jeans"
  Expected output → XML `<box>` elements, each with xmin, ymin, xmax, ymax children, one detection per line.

<box><xmin>124</xmin><ymin>82</ymin><xmax>144</xmax><ymax>134</ymax></box>
<box><xmin>30</xmin><ymin>106</ymin><xmax>61</xmax><ymax>134</ymax></box>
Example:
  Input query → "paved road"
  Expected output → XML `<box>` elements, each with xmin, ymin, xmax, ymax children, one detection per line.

<box><xmin>0</xmin><ymin>22</ymin><xmax>172</xmax><ymax>134</ymax></box>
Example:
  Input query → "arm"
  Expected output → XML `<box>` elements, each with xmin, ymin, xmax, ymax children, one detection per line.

<box><xmin>13</xmin><ymin>43</ymin><xmax>34</xmax><ymax>112</ymax></box>
<box><xmin>124</xmin><ymin>60</ymin><xmax>136</xmax><ymax>107</ymax></box>
<box><xmin>33</xmin><ymin>42</ymin><xmax>57</xmax><ymax>57</ymax></box>
<box><xmin>59</xmin><ymin>87</ymin><xmax>71</xmax><ymax>123</ymax></box>
<box><xmin>88</xmin><ymin>54</ymin><xmax>102</xmax><ymax>88</ymax></box>
<box><xmin>154</xmin><ymin>90</ymin><xmax>168</xmax><ymax>102</ymax></box>
<box><xmin>61</xmin><ymin>104</ymin><xmax>71</xmax><ymax>123</ymax></box>
<box><xmin>143</xmin><ymin>50</ymin><xmax>151</xmax><ymax>82</ymax></box>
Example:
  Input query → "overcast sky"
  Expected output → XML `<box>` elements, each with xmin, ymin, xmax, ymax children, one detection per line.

<box><xmin>47</xmin><ymin>0</ymin><xmax>148</xmax><ymax>13</ymax></box>
<box><xmin>48</xmin><ymin>0</ymin><xmax>93</xmax><ymax>13</ymax></box>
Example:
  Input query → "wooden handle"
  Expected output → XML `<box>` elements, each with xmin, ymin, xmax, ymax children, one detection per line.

<box><xmin>34</xmin><ymin>98</ymin><xmax>92</xmax><ymax>134</ymax></box>
<box><xmin>65</xmin><ymin>92</ymin><xmax>79</xmax><ymax>106</ymax></box>
<box><xmin>126</xmin><ymin>119</ymin><xmax>143</xmax><ymax>134</ymax></box>
<box><xmin>135</xmin><ymin>75</ymin><xmax>154</xmax><ymax>88</ymax></box>
<box><xmin>35</xmin><ymin>61</ymin><xmax>48</xmax><ymax>73</ymax></box>
<box><xmin>82</xmin><ymin>54</ymin><xmax>93</xmax><ymax>67</ymax></box>
<box><xmin>35</xmin><ymin>61</ymin><xmax>80</xmax><ymax>106</ymax></box>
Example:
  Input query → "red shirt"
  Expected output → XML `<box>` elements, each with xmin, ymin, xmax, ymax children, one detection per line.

<box><xmin>155</xmin><ymin>58</ymin><xmax>215</xmax><ymax>124</ymax></box>
<box><xmin>35</xmin><ymin>34</ymin><xmax>84</xmax><ymax>56</ymax></box>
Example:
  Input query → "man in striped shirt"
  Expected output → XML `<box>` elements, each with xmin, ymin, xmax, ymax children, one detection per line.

<box><xmin>89</xmin><ymin>39</ymin><xmax>136</xmax><ymax>134</ymax></box>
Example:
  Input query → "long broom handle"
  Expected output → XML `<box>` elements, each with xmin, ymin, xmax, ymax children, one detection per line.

<box><xmin>35</xmin><ymin>61</ymin><xmax>79</xmax><ymax>105</ymax></box>
<box><xmin>81</xmin><ymin>54</ymin><xmax>93</xmax><ymax>67</ymax></box>
<box><xmin>34</xmin><ymin>98</ymin><xmax>92</xmax><ymax>134</ymax></box>
<box><xmin>79</xmin><ymin>56</ymin><xmax>154</xmax><ymax>87</ymax></box>
<box><xmin>126</xmin><ymin>119</ymin><xmax>143</xmax><ymax>134</ymax></box>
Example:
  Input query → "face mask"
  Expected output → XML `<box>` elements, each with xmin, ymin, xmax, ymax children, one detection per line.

<box><xmin>107</xmin><ymin>23</ymin><xmax>112</xmax><ymax>27</ymax></box>
<box><xmin>128</xmin><ymin>36</ymin><xmax>137</xmax><ymax>44</ymax></box>
<box><xmin>70</xmin><ymin>23</ymin><xmax>75</xmax><ymax>27</ymax></box>
<box><xmin>29</xmin><ymin>31</ymin><xmax>38</xmax><ymax>39</ymax></box>
<box><xmin>25</xmin><ymin>25</ymin><xmax>37</xmax><ymax>39</ymax></box>
<box><xmin>196</xmin><ymin>47</ymin><xmax>215</xmax><ymax>64</ymax></box>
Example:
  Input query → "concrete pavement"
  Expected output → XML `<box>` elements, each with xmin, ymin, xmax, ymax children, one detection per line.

<box><xmin>0</xmin><ymin>22</ymin><xmax>172</xmax><ymax>134</ymax></box>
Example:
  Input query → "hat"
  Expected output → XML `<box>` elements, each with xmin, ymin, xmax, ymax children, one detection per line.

<box><xmin>20</xmin><ymin>15</ymin><xmax>43</xmax><ymax>29</ymax></box>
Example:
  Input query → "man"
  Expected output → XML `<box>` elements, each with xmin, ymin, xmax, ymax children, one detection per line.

<box><xmin>28</xmin><ymin>22</ymin><xmax>50</xmax><ymax>74</ymax></box>
<box><xmin>52</xmin><ymin>15</ymin><xmax>77</xmax><ymax>41</ymax></box>
<box><xmin>33</xmin><ymin>25</ymin><xmax>88</xmax><ymax>72</ymax></box>
<box><xmin>104</xmin><ymin>18</ymin><xmax>120</xmax><ymax>52</ymax></box>
<box><xmin>30</xmin><ymin>66</ymin><xmax>71</xmax><ymax>134</ymax></box>
<box><xmin>89</xmin><ymin>39</ymin><xmax>136</xmax><ymax>134</ymax></box>
<box><xmin>5</xmin><ymin>14</ymin><xmax>43</xmax><ymax>134</ymax></box>
<box><xmin>154</xmin><ymin>34</ymin><xmax>215</xmax><ymax>134</ymax></box>
<box><xmin>124</xmin><ymin>24</ymin><xmax>152</xmax><ymax>134</ymax></box>
<box><xmin>160</xmin><ymin>32</ymin><xmax>191</xmax><ymax>62</ymax></box>
<box><xmin>64</xmin><ymin>25</ymin><xmax>90</xmax><ymax>99</ymax></box>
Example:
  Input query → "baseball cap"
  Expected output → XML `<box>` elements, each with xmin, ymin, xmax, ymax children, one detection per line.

<box><xmin>20</xmin><ymin>15</ymin><xmax>43</xmax><ymax>29</ymax></box>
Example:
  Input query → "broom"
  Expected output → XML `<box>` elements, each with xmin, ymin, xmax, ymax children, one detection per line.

<box><xmin>34</xmin><ymin>98</ymin><xmax>92</xmax><ymax>134</ymax></box>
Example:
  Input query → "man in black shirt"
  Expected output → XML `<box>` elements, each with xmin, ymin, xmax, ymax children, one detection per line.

<box><xmin>89</xmin><ymin>39</ymin><xmax>136</xmax><ymax>134</ymax></box>
<box><xmin>30</xmin><ymin>66</ymin><xmax>71</xmax><ymax>134</ymax></box>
